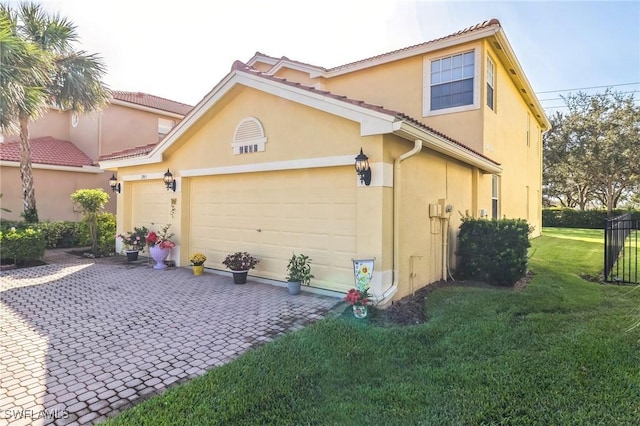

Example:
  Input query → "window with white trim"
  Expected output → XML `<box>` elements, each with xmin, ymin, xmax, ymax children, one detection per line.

<box><xmin>430</xmin><ymin>51</ymin><xmax>475</xmax><ymax>110</ymax></box>
<box><xmin>492</xmin><ymin>175</ymin><xmax>499</xmax><ymax>220</ymax></box>
<box><xmin>158</xmin><ymin>118</ymin><xmax>175</xmax><ymax>141</ymax></box>
<box><xmin>232</xmin><ymin>117</ymin><xmax>267</xmax><ymax>155</ymax></box>
<box><xmin>487</xmin><ymin>57</ymin><xmax>495</xmax><ymax>110</ymax></box>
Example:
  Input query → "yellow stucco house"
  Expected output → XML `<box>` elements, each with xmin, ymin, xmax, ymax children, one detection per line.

<box><xmin>100</xmin><ymin>19</ymin><xmax>550</xmax><ymax>303</ymax></box>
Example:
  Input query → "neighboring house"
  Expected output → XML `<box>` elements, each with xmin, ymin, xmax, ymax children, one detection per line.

<box><xmin>0</xmin><ymin>92</ymin><xmax>192</xmax><ymax>221</ymax></box>
<box><xmin>100</xmin><ymin>19</ymin><xmax>550</xmax><ymax>303</ymax></box>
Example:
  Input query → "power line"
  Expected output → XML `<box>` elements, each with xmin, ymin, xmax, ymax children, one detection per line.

<box><xmin>535</xmin><ymin>82</ymin><xmax>640</xmax><ymax>95</ymax></box>
<box><xmin>538</xmin><ymin>90</ymin><xmax>640</xmax><ymax>102</ymax></box>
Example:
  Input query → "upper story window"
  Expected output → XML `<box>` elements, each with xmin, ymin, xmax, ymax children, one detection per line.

<box><xmin>487</xmin><ymin>57</ymin><xmax>495</xmax><ymax>110</ymax></box>
<box><xmin>158</xmin><ymin>118</ymin><xmax>176</xmax><ymax>141</ymax></box>
<box><xmin>430</xmin><ymin>51</ymin><xmax>474</xmax><ymax>110</ymax></box>
<box><xmin>423</xmin><ymin>49</ymin><xmax>479</xmax><ymax>116</ymax></box>
<box><xmin>232</xmin><ymin>117</ymin><xmax>267</xmax><ymax>155</ymax></box>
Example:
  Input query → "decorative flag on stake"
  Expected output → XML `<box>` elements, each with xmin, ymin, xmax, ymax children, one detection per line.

<box><xmin>352</xmin><ymin>258</ymin><xmax>375</xmax><ymax>292</ymax></box>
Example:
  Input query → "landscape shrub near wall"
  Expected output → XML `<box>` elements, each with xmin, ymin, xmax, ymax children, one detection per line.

<box><xmin>0</xmin><ymin>219</ymin><xmax>82</xmax><ymax>248</ymax></box>
<box><xmin>543</xmin><ymin>208</ymin><xmax>640</xmax><ymax>229</ymax></box>
<box><xmin>456</xmin><ymin>217</ymin><xmax>532</xmax><ymax>286</ymax></box>
<box><xmin>0</xmin><ymin>227</ymin><xmax>46</xmax><ymax>265</ymax></box>
<box><xmin>78</xmin><ymin>213</ymin><xmax>116</xmax><ymax>256</ymax></box>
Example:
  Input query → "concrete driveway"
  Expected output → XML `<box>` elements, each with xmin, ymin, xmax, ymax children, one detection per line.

<box><xmin>0</xmin><ymin>250</ymin><xmax>339</xmax><ymax>425</ymax></box>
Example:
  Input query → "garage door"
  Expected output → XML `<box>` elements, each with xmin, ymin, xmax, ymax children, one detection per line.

<box><xmin>131</xmin><ymin>180</ymin><xmax>172</xmax><ymax>229</ymax></box>
<box><xmin>189</xmin><ymin>166</ymin><xmax>357</xmax><ymax>292</ymax></box>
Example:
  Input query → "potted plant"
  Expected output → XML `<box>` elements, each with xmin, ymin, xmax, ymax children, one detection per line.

<box><xmin>190</xmin><ymin>252</ymin><xmax>207</xmax><ymax>276</ymax></box>
<box><xmin>146</xmin><ymin>224</ymin><xmax>176</xmax><ymax>270</ymax></box>
<box><xmin>116</xmin><ymin>226</ymin><xmax>149</xmax><ymax>261</ymax></box>
<box><xmin>343</xmin><ymin>288</ymin><xmax>371</xmax><ymax>319</ymax></box>
<box><xmin>285</xmin><ymin>253</ymin><xmax>314</xmax><ymax>295</ymax></box>
<box><xmin>222</xmin><ymin>251</ymin><xmax>259</xmax><ymax>284</ymax></box>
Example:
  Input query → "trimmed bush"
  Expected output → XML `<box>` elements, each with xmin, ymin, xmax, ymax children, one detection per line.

<box><xmin>456</xmin><ymin>217</ymin><xmax>532</xmax><ymax>286</ymax></box>
<box><xmin>76</xmin><ymin>213</ymin><xmax>116</xmax><ymax>256</ymax></box>
<box><xmin>0</xmin><ymin>227</ymin><xmax>46</xmax><ymax>265</ymax></box>
<box><xmin>543</xmin><ymin>208</ymin><xmax>640</xmax><ymax>229</ymax></box>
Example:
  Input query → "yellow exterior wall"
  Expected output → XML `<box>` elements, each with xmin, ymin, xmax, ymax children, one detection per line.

<box><xmin>112</xmin><ymin>85</ymin><xmax>391</xmax><ymax>294</ymax></box>
<box><xmin>482</xmin><ymin>41</ymin><xmax>543</xmax><ymax>236</ymax></box>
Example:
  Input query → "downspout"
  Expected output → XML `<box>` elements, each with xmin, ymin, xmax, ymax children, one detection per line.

<box><xmin>378</xmin><ymin>139</ymin><xmax>423</xmax><ymax>305</ymax></box>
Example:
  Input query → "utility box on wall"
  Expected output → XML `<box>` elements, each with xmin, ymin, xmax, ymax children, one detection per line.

<box><xmin>429</xmin><ymin>203</ymin><xmax>442</xmax><ymax>218</ymax></box>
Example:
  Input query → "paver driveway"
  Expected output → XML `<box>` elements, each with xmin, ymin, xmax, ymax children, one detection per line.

<box><xmin>0</xmin><ymin>251</ymin><xmax>339</xmax><ymax>425</ymax></box>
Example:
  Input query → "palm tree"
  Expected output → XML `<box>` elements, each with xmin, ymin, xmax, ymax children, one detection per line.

<box><xmin>0</xmin><ymin>3</ymin><xmax>109</xmax><ymax>222</ymax></box>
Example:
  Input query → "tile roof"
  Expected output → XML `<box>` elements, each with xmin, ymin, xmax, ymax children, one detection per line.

<box><xmin>111</xmin><ymin>91</ymin><xmax>193</xmax><ymax>116</ymax></box>
<box><xmin>98</xmin><ymin>143</ymin><xmax>157</xmax><ymax>162</ymax></box>
<box><xmin>0</xmin><ymin>136</ymin><xmax>94</xmax><ymax>167</ymax></box>
<box><xmin>231</xmin><ymin>61</ymin><xmax>499</xmax><ymax>166</ymax></box>
<box><xmin>327</xmin><ymin>19</ymin><xmax>501</xmax><ymax>72</ymax></box>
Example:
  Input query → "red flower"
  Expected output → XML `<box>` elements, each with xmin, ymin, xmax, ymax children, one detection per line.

<box><xmin>343</xmin><ymin>288</ymin><xmax>370</xmax><ymax>306</ymax></box>
<box><xmin>146</xmin><ymin>232</ymin><xmax>158</xmax><ymax>245</ymax></box>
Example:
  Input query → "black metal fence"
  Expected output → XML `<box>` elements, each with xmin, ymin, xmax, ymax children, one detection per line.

<box><xmin>604</xmin><ymin>213</ymin><xmax>639</xmax><ymax>284</ymax></box>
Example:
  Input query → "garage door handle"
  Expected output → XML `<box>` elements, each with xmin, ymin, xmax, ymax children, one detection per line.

<box><xmin>256</xmin><ymin>229</ymin><xmax>262</xmax><ymax>232</ymax></box>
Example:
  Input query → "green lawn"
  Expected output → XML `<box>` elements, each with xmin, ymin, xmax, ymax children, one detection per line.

<box><xmin>105</xmin><ymin>228</ymin><xmax>640</xmax><ymax>425</ymax></box>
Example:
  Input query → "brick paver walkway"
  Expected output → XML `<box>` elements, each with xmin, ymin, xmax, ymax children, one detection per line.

<box><xmin>0</xmin><ymin>250</ymin><xmax>339</xmax><ymax>425</ymax></box>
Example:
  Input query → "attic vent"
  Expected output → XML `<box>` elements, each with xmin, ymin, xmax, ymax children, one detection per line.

<box><xmin>232</xmin><ymin>117</ymin><xmax>267</xmax><ymax>155</ymax></box>
<box><xmin>509</xmin><ymin>69</ymin><xmax>516</xmax><ymax>75</ymax></box>
<box><xmin>493</xmin><ymin>41</ymin><xmax>503</xmax><ymax>50</ymax></box>
<box><xmin>521</xmin><ymin>88</ymin><xmax>527</xmax><ymax>94</ymax></box>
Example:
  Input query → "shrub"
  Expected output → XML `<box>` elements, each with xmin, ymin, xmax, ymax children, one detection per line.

<box><xmin>94</xmin><ymin>213</ymin><xmax>116</xmax><ymax>256</ymax></box>
<box><xmin>543</xmin><ymin>208</ymin><xmax>640</xmax><ymax>229</ymax></box>
<box><xmin>0</xmin><ymin>227</ymin><xmax>46</xmax><ymax>265</ymax></box>
<box><xmin>70</xmin><ymin>188</ymin><xmax>110</xmax><ymax>255</ymax></box>
<box><xmin>456</xmin><ymin>217</ymin><xmax>532</xmax><ymax>286</ymax></box>
<box><xmin>36</xmin><ymin>221</ymin><xmax>82</xmax><ymax>248</ymax></box>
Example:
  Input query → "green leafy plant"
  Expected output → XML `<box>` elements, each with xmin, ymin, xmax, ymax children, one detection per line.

<box><xmin>117</xmin><ymin>226</ymin><xmax>149</xmax><ymax>252</ymax></box>
<box><xmin>0</xmin><ymin>227</ymin><xmax>46</xmax><ymax>265</ymax></box>
<box><xmin>285</xmin><ymin>253</ymin><xmax>314</xmax><ymax>285</ymax></box>
<box><xmin>223</xmin><ymin>251</ymin><xmax>259</xmax><ymax>271</ymax></box>
<box><xmin>70</xmin><ymin>189</ymin><xmax>109</xmax><ymax>255</ymax></box>
<box><xmin>145</xmin><ymin>223</ymin><xmax>175</xmax><ymax>249</ymax></box>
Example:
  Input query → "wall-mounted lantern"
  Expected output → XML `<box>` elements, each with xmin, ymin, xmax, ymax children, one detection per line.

<box><xmin>354</xmin><ymin>148</ymin><xmax>371</xmax><ymax>186</ymax></box>
<box><xmin>163</xmin><ymin>168</ymin><xmax>176</xmax><ymax>192</ymax></box>
<box><xmin>109</xmin><ymin>173</ymin><xmax>121</xmax><ymax>193</ymax></box>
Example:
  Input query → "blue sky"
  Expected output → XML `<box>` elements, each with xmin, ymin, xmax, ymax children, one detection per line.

<box><xmin>33</xmin><ymin>0</ymin><xmax>640</xmax><ymax>110</ymax></box>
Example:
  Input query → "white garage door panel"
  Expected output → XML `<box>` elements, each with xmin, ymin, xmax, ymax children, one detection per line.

<box><xmin>190</xmin><ymin>167</ymin><xmax>356</xmax><ymax>291</ymax></box>
<box><xmin>131</xmin><ymin>181</ymin><xmax>171</xmax><ymax>229</ymax></box>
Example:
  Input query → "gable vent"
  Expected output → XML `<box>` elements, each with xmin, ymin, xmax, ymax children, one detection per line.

<box><xmin>232</xmin><ymin>117</ymin><xmax>267</xmax><ymax>155</ymax></box>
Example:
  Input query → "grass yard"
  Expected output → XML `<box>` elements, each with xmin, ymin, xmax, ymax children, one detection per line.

<box><xmin>105</xmin><ymin>228</ymin><xmax>640</xmax><ymax>425</ymax></box>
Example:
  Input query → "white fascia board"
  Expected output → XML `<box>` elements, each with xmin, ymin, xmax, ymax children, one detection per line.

<box><xmin>234</xmin><ymin>73</ymin><xmax>398</xmax><ymax>136</ymax></box>
<box><xmin>181</xmin><ymin>154</ymin><xmax>355</xmax><ymax>178</ymax></box>
<box><xmin>98</xmin><ymin>155</ymin><xmax>162</xmax><ymax>170</ymax></box>
<box><xmin>395</xmin><ymin>122</ymin><xmax>502</xmax><ymax>174</ymax></box>
<box><xmin>0</xmin><ymin>161</ymin><xmax>104</xmax><ymax>173</ymax></box>
<box><xmin>246</xmin><ymin>54</ymin><xmax>279</xmax><ymax>67</ymax></box>
<box><xmin>494</xmin><ymin>31</ymin><xmax>551</xmax><ymax>130</ymax></box>
<box><xmin>110</xmin><ymin>99</ymin><xmax>185</xmax><ymax>119</ymax></box>
<box><xmin>267</xmin><ymin>60</ymin><xmax>325</xmax><ymax>77</ymax></box>
<box><xmin>312</xmin><ymin>26</ymin><xmax>499</xmax><ymax>78</ymax></box>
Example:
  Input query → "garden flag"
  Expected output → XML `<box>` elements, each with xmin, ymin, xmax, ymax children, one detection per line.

<box><xmin>352</xmin><ymin>258</ymin><xmax>375</xmax><ymax>292</ymax></box>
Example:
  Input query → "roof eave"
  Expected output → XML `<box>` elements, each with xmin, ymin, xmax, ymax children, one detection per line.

<box><xmin>394</xmin><ymin>121</ymin><xmax>502</xmax><ymax>174</ymax></box>
<box><xmin>110</xmin><ymin>99</ymin><xmax>186</xmax><ymax>119</ymax></box>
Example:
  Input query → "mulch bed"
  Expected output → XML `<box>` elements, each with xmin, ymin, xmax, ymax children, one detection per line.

<box><xmin>360</xmin><ymin>272</ymin><xmax>534</xmax><ymax>327</ymax></box>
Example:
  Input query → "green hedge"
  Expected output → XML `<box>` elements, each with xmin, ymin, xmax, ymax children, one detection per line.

<box><xmin>1</xmin><ymin>219</ymin><xmax>83</xmax><ymax>248</ymax></box>
<box><xmin>0</xmin><ymin>227</ymin><xmax>46</xmax><ymax>264</ymax></box>
<box><xmin>543</xmin><ymin>208</ymin><xmax>640</xmax><ymax>229</ymax></box>
<box><xmin>456</xmin><ymin>217</ymin><xmax>532</xmax><ymax>287</ymax></box>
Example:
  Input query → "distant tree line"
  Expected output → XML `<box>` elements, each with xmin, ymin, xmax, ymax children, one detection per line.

<box><xmin>543</xmin><ymin>89</ymin><xmax>640</xmax><ymax>215</ymax></box>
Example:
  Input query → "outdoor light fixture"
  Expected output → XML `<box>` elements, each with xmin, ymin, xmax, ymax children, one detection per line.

<box><xmin>109</xmin><ymin>173</ymin><xmax>121</xmax><ymax>193</ymax></box>
<box><xmin>163</xmin><ymin>168</ymin><xmax>176</xmax><ymax>192</ymax></box>
<box><xmin>354</xmin><ymin>148</ymin><xmax>371</xmax><ymax>186</ymax></box>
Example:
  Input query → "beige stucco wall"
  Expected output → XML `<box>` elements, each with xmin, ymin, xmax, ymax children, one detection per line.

<box><xmin>0</xmin><ymin>165</ymin><xmax>115</xmax><ymax>221</ymax></box>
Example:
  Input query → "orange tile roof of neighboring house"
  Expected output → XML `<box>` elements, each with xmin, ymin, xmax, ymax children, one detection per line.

<box><xmin>0</xmin><ymin>136</ymin><xmax>94</xmax><ymax>167</ymax></box>
<box><xmin>98</xmin><ymin>143</ymin><xmax>158</xmax><ymax>161</ymax></box>
<box><xmin>231</xmin><ymin>61</ymin><xmax>499</xmax><ymax>166</ymax></box>
<box><xmin>111</xmin><ymin>91</ymin><xmax>193</xmax><ymax>115</ymax></box>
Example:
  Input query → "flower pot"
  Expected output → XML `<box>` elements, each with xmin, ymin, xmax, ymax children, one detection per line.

<box><xmin>352</xmin><ymin>305</ymin><xmax>368</xmax><ymax>319</ymax></box>
<box><xmin>232</xmin><ymin>270</ymin><xmax>248</xmax><ymax>284</ymax></box>
<box><xmin>149</xmin><ymin>246</ymin><xmax>171</xmax><ymax>270</ymax></box>
<box><xmin>193</xmin><ymin>265</ymin><xmax>204</xmax><ymax>275</ymax></box>
<box><xmin>287</xmin><ymin>281</ymin><xmax>301</xmax><ymax>295</ymax></box>
<box><xmin>125</xmin><ymin>250</ymin><xmax>139</xmax><ymax>262</ymax></box>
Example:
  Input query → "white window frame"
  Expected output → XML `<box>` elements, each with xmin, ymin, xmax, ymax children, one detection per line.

<box><xmin>492</xmin><ymin>175</ymin><xmax>500</xmax><ymax>220</ymax></box>
<box><xmin>158</xmin><ymin>118</ymin><xmax>175</xmax><ymax>141</ymax></box>
<box><xmin>486</xmin><ymin>56</ymin><xmax>495</xmax><ymax>111</ymax></box>
<box><xmin>423</xmin><ymin>48</ymin><xmax>481</xmax><ymax>117</ymax></box>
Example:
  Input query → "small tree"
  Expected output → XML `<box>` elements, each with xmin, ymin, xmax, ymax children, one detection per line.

<box><xmin>70</xmin><ymin>188</ymin><xmax>109</xmax><ymax>255</ymax></box>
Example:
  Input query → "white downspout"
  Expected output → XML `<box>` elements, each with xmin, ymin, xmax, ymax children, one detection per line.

<box><xmin>378</xmin><ymin>139</ymin><xmax>423</xmax><ymax>305</ymax></box>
